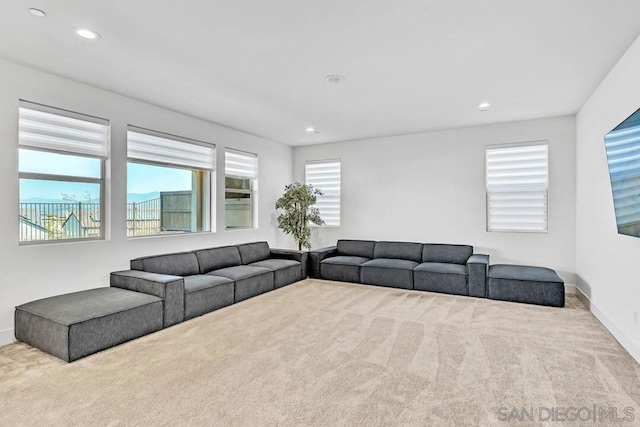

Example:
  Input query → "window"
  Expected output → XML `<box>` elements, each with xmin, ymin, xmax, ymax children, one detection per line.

<box><xmin>127</xmin><ymin>127</ymin><xmax>214</xmax><ymax>236</ymax></box>
<box><xmin>486</xmin><ymin>142</ymin><xmax>548</xmax><ymax>232</ymax></box>
<box><xmin>225</xmin><ymin>149</ymin><xmax>257</xmax><ymax>229</ymax></box>
<box><xmin>18</xmin><ymin>101</ymin><xmax>108</xmax><ymax>244</ymax></box>
<box><xmin>305</xmin><ymin>160</ymin><xmax>341</xmax><ymax>226</ymax></box>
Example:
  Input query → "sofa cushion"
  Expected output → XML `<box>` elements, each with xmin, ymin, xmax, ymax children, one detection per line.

<box><xmin>361</xmin><ymin>258</ymin><xmax>419</xmax><ymax>270</ymax></box>
<box><xmin>182</xmin><ymin>275</ymin><xmax>234</xmax><ymax>320</ymax></box>
<box><xmin>250</xmin><ymin>258</ymin><xmax>299</xmax><ymax>270</ymax></box>
<box><xmin>208</xmin><ymin>266</ymin><xmax>274</xmax><ymax>303</ymax></box>
<box><xmin>422</xmin><ymin>244</ymin><xmax>473</xmax><ymax>265</ymax></box>
<box><xmin>373</xmin><ymin>242</ymin><xmax>423</xmax><ymax>263</ymax></box>
<box><xmin>414</xmin><ymin>262</ymin><xmax>467</xmax><ymax>275</ymax></box>
<box><xmin>337</xmin><ymin>240</ymin><xmax>376</xmax><ymax>259</ymax></box>
<box><xmin>238</xmin><ymin>241</ymin><xmax>270</xmax><ymax>265</ymax></box>
<box><xmin>251</xmin><ymin>259</ymin><xmax>300</xmax><ymax>289</ymax></box>
<box><xmin>360</xmin><ymin>258</ymin><xmax>417</xmax><ymax>290</ymax></box>
<box><xmin>320</xmin><ymin>264</ymin><xmax>360</xmax><ymax>283</ymax></box>
<box><xmin>195</xmin><ymin>246</ymin><xmax>241</xmax><ymax>274</ymax></box>
<box><xmin>321</xmin><ymin>255</ymin><xmax>370</xmax><ymax>266</ymax></box>
<box><xmin>183</xmin><ymin>275</ymin><xmax>234</xmax><ymax>293</ymax></box>
<box><xmin>131</xmin><ymin>252</ymin><xmax>200</xmax><ymax>277</ymax></box>
<box><xmin>207</xmin><ymin>265</ymin><xmax>272</xmax><ymax>281</ymax></box>
<box><xmin>413</xmin><ymin>263</ymin><xmax>468</xmax><ymax>296</ymax></box>
<box><xmin>488</xmin><ymin>265</ymin><xmax>563</xmax><ymax>283</ymax></box>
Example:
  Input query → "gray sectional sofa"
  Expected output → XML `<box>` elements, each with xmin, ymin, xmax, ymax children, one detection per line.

<box><xmin>309</xmin><ymin>239</ymin><xmax>565</xmax><ymax>307</ymax></box>
<box><xmin>15</xmin><ymin>241</ymin><xmax>306</xmax><ymax>362</ymax></box>
<box><xmin>111</xmin><ymin>241</ymin><xmax>307</xmax><ymax>326</ymax></box>
<box><xmin>310</xmin><ymin>239</ymin><xmax>490</xmax><ymax>297</ymax></box>
<box><xmin>15</xmin><ymin>238</ymin><xmax>565</xmax><ymax>363</ymax></box>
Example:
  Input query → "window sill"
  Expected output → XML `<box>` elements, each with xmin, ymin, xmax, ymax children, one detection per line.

<box><xmin>486</xmin><ymin>229</ymin><xmax>548</xmax><ymax>234</ymax></box>
<box><xmin>19</xmin><ymin>236</ymin><xmax>105</xmax><ymax>247</ymax></box>
<box><xmin>225</xmin><ymin>227</ymin><xmax>257</xmax><ymax>232</ymax></box>
<box><xmin>127</xmin><ymin>231</ymin><xmax>214</xmax><ymax>241</ymax></box>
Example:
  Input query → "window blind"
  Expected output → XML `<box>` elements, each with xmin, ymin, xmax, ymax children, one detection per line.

<box><xmin>486</xmin><ymin>143</ymin><xmax>548</xmax><ymax>232</ymax></box>
<box><xmin>604</xmin><ymin>123</ymin><xmax>640</xmax><ymax>229</ymax></box>
<box><xmin>19</xmin><ymin>102</ymin><xmax>109</xmax><ymax>158</ymax></box>
<box><xmin>225</xmin><ymin>149</ymin><xmax>258</xmax><ymax>179</ymax></box>
<box><xmin>127</xmin><ymin>128</ymin><xmax>215</xmax><ymax>171</ymax></box>
<box><xmin>305</xmin><ymin>160</ymin><xmax>341</xmax><ymax>226</ymax></box>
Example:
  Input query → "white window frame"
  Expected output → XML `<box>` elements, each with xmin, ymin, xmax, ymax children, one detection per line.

<box><xmin>486</xmin><ymin>141</ymin><xmax>549</xmax><ymax>233</ymax></box>
<box><xmin>305</xmin><ymin>159</ymin><xmax>341</xmax><ymax>227</ymax></box>
<box><xmin>224</xmin><ymin>148</ymin><xmax>258</xmax><ymax>230</ymax></box>
<box><xmin>18</xmin><ymin>101</ymin><xmax>109</xmax><ymax>245</ymax></box>
<box><xmin>126</xmin><ymin>126</ymin><xmax>215</xmax><ymax>237</ymax></box>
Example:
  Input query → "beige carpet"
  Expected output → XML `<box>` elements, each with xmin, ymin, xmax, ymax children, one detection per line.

<box><xmin>0</xmin><ymin>279</ymin><xmax>639</xmax><ymax>426</ymax></box>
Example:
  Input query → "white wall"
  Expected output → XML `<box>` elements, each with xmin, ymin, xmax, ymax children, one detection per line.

<box><xmin>0</xmin><ymin>59</ymin><xmax>293</xmax><ymax>345</ymax></box>
<box><xmin>576</xmin><ymin>35</ymin><xmax>640</xmax><ymax>362</ymax></box>
<box><xmin>294</xmin><ymin>116</ymin><xmax>577</xmax><ymax>284</ymax></box>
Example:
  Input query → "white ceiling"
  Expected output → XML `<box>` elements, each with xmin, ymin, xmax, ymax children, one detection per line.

<box><xmin>1</xmin><ymin>1</ymin><xmax>640</xmax><ymax>146</ymax></box>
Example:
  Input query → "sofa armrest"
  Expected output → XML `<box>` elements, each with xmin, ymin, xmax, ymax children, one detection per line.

<box><xmin>110</xmin><ymin>270</ymin><xmax>185</xmax><ymax>327</ymax></box>
<box><xmin>308</xmin><ymin>246</ymin><xmax>338</xmax><ymax>278</ymax></box>
<box><xmin>270</xmin><ymin>248</ymin><xmax>305</xmax><ymax>262</ymax></box>
<box><xmin>270</xmin><ymin>249</ymin><xmax>309</xmax><ymax>279</ymax></box>
<box><xmin>467</xmin><ymin>254</ymin><xmax>489</xmax><ymax>298</ymax></box>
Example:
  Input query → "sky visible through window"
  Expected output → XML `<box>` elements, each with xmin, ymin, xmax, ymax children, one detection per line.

<box><xmin>126</xmin><ymin>162</ymin><xmax>192</xmax><ymax>198</ymax></box>
<box><xmin>19</xmin><ymin>150</ymin><xmax>192</xmax><ymax>202</ymax></box>
<box><xmin>20</xmin><ymin>180</ymin><xmax>101</xmax><ymax>202</ymax></box>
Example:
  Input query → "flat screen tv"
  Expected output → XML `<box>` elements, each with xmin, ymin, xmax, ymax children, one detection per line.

<box><xmin>604</xmin><ymin>107</ymin><xmax>640</xmax><ymax>238</ymax></box>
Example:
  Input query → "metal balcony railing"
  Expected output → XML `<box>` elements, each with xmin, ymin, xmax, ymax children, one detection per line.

<box><xmin>126</xmin><ymin>198</ymin><xmax>161</xmax><ymax>237</ymax></box>
<box><xmin>19</xmin><ymin>198</ymin><xmax>164</xmax><ymax>241</ymax></box>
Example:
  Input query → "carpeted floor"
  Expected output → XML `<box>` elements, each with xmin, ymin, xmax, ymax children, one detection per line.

<box><xmin>0</xmin><ymin>279</ymin><xmax>639</xmax><ymax>426</ymax></box>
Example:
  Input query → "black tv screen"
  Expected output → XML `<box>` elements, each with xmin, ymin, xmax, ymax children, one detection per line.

<box><xmin>604</xmin><ymin>107</ymin><xmax>640</xmax><ymax>238</ymax></box>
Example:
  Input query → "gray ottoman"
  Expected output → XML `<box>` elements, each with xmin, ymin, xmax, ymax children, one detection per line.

<box><xmin>488</xmin><ymin>264</ymin><xmax>565</xmax><ymax>307</ymax></box>
<box><xmin>15</xmin><ymin>287</ymin><xmax>163</xmax><ymax>362</ymax></box>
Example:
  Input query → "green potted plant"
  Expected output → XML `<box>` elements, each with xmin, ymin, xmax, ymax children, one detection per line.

<box><xmin>275</xmin><ymin>182</ymin><xmax>325</xmax><ymax>250</ymax></box>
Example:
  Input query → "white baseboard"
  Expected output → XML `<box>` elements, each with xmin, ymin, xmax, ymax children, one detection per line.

<box><xmin>564</xmin><ymin>283</ymin><xmax>576</xmax><ymax>294</ymax></box>
<box><xmin>576</xmin><ymin>287</ymin><xmax>640</xmax><ymax>365</ymax></box>
<box><xmin>0</xmin><ymin>328</ymin><xmax>15</xmax><ymax>347</ymax></box>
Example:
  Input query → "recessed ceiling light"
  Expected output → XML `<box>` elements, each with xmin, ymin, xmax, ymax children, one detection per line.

<box><xmin>75</xmin><ymin>28</ymin><xmax>100</xmax><ymax>40</ymax></box>
<box><xmin>325</xmin><ymin>75</ymin><xmax>344</xmax><ymax>84</ymax></box>
<box><xmin>29</xmin><ymin>8</ymin><xmax>46</xmax><ymax>17</ymax></box>
<box><xmin>306</xmin><ymin>127</ymin><xmax>316</xmax><ymax>133</ymax></box>
<box><xmin>478</xmin><ymin>102</ymin><xmax>491</xmax><ymax>111</ymax></box>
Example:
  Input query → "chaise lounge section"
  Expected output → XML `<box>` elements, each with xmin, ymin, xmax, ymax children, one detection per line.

<box><xmin>15</xmin><ymin>288</ymin><xmax>164</xmax><ymax>362</ymax></box>
<box><xmin>487</xmin><ymin>264</ymin><xmax>565</xmax><ymax>307</ymax></box>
